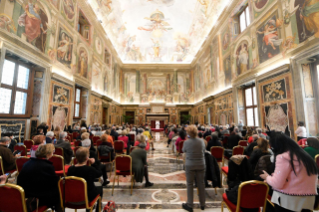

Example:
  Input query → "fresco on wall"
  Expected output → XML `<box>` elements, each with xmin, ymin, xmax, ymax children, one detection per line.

<box><xmin>95</xmin><ymin>36</ymin><xmax>103</xmax><ymax>55</ymax></box>
<box><xmin>53</xmin><ymin>84</ymin><xmax>70</xmax><ymax>104</ymax></box>
<box><xmin>49</xmin><ymin>0</ymin><xmax>60</xmax><ymax>9</ymax></box>
<box><xmin>222</xmin><ymin>27</ymin><xmax>230</xmax><ymax>52</ymax></box>
<box><xmin>57</xmin><ymin>27</ymin><xmax>73</xmax><ymax>68</ymax></box>
<box><xmin>51</xmin><ymin>106</ymin><xmax>68</xmax><ymax>131</ymax></box>
<box><xmin>92</xmin><ymin>60</ymin><xmax>102</xmax><ymax>91</ymax></box>
<box><xmin>224</xmin><ymin>55</ymin><xmax>231</xmax><ymax>86</ymax></box>
<box><xmin>62</xmin><ymin>0</ymin><xmax>75</xmax><ymax>20</ymax></box>
<box><xmin>0</xmin><ymin>14</ymin><xmax>16</xmax><ymax>33</ymax></box>
<box><xmin>294</xmin><ymin>0</ymin><xmax>319</xmax><ymax>43</ymax></box>
<box><xmin>236</xmin><ymin>41</ymin><xmax>249</xmax><ymax>76</ymax></box>
<box><xmin>302</xmin><ymin>64</ymin><xmax>314</xmax><ymax>98</ymax></box>
<box><xmin>263</xmin><ymin>79</ymin><xmax>287</xmax><ymax>102</ymax></box>
<box><xmin>17</xmin><ymin>1</ymin><xmax>48</xmax><ymax>53</ymax></box>
<box><xmin>255</xmin><ymin>0</ymin><xmax>269</xmax><ymax>9</ymax></box>
<box><xmin>210</xmin><ymin>37</ymin><xmax>219</xmax><ymax>82</ymax></box>
<box><xmin>32</xmin><ymin>80</ymin><xmax>42</xmax><ymax>116</ymax></box>
<box><xmin>89</xmin><ymin>0</ymin><xmax>231</xmax><ymax>63</ymax></box>
<box><xmin>265</xmin><ymin>103</ymin><xmax>290</xmax><ymax>136</ymax></box>
<box><xmin>77</xmin><ymin>47</ymin><xmax>88</xmax><ymax>78</ymax></box>
<box><xmin>90</xmin><ymin>96</ymin><xmax>102</xmax><ymax>124</ymax></box>
<box><xmin>256</xmin><ymin>15</ymin><xmax>283</xmax><ymax>63</ymax></box>
<box><xmin>104</xmin><ymin>69</ymin><xmax>109</xmax><ymax>94</ymax></box>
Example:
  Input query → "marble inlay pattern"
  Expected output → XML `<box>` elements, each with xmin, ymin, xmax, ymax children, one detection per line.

<box><xmin>153</xmin><ymin>189</ymin><xmax>178</xmax><ymax>203</ymax></box>
<box><xmin>148</xmin><ymin>157</ymin><xmax>183</xmax><ymax>175</ymax></box>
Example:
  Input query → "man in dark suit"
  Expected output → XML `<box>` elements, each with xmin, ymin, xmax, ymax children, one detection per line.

<box><xmin>55</xmin><ymin>132</ymin><xmax>73</xmax><ymax>164</ymax></box>
<box><xmin>0</xmin><ymin>136</ymin><xmax>20</xmax><ymax>172</ymax></box>
<box><xmin>6</xmin><ymin>133</ymin><xmax>17</xmax><ymax>153</ymax></box>
<box><xmin>110</xmin><ymin>126</ymin><xmax>119</xmax><ymax>141</ymax></box>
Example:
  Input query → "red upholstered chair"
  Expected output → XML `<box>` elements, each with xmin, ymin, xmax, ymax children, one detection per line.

<box><xmin>23</xmin><ymin>139</ymin><xmax>34</xmax><ymax>152</ymax></box>
<box><xmin>89</xmin><ymin>135</ymin><xmax>94</xmax><ymax>141</ymax></box>
<box><xmin>71</xmin><ymin>158</ymin><xmax>91</xmax><ymax>166</ymax></box>
<box><xmin>92</xmin><ymin>136</ymin><xmax>100</xmax><ymax>146</ymax></box>
<box><xmin>14</xmin><ymin>145</ymin><xmax>27</xmax><ymax>157</ymax></box>
<box><xmin>112</xmin><ymin>155</ymin><xmax>134</xmax><ymax>196</ymax></box>
<box><xmin>48</xmin><ymin>155</ymin><xmax>70</xmax><ymax>177</ymax></box>
<box><xmin>222</xmin><ymin>146</ymin><xmax>245</xmax><ymax>177</ymax></box>
<box><xmin>72</xmin><ymin>132</ymin><xmax>79</xmax><ymax>140</ymax></box>
<box><xmin>129</xmin><ymin>134</ymin><xmax>135</xmax><ymax>142</ymax></box>
<box><xmin>221</xmin><ymin>180</ymin><xmax>269</xmax><ymax>212</ymax></box>
<box><xmin>205</xmin><ymin>136</ymin><xmax>211</xmax><ymax>143</ymax></box>
<box><xmin>58</xmin><ymin>177</ymin><xmax>101</xmax><ymax>212</ymax></box>
<box><xmin>0</xmin><ymin>184</ymin><xmax>48</xmax><ymax>212</ymax></box>
<box><xmin>54</xmin><ymin>147</ymin><xmax>64</xmax><ymax>157</ymax></box>
<box><xmin>96</xmin><ymin>139</ymin><xmax>103</xmax><ymax>148</ymax></box>
<box><xmin>67</xmin><ymin>133</ymin><xmax>74</xmax><ymax>142</ymax></box>
<box><xmin>238</xmin><ymin>140</ymin><xmax>248</xmax><ymax>147</ymax></box>
<box><xmin>222</xmin><ymin>136</ymin><xmax>229</xmax><ymax>148</ymax></box>
<box><xmin>74</xmin><ymin>140</ymin><xmax>81</xmax><ymax>147</ymax></box>
<box><xmin>114</xmin><ymin>140</ymin><xmax>125</xmax><ymax>155</ymax></box>
<box><xmin>73</xmin><ymin>146</ymin><xmax>81</xmax><ymax>156</ymax></box>
<box><xmin>0</xmin><ymin>156</ymin><xmax>16</xmax><ymax>175</ymax></box>
<box><xmin>15</xmin><ymin>157</ymin><xmax>30</xmax><ymax>175</ymax></box>
<box><xmin>210</xmin><ymin>146</ymin><xmax>224</xmax><ymax>194</ymax></box>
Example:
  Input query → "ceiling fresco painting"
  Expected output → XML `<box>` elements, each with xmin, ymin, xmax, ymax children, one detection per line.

<box><xmin>89</xmin><ymin>0</ymin><xmax>231</xmax><ymax>64</ymax></box>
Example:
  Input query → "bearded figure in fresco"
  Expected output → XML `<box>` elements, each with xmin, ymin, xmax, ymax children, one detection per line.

<box><xmin>18</xmin><ymin>1</ymin><xmax>47</xmax><ymax>45</ymax></box>
<box><xmin>52</xmin><ymin>107</ymin><xmax>67</xmax><ymax>131</ymax></box>
<box><xmin>300</xmin><ymin>0</ymin><xmax>319</xmax><ymax>38</ymax></box>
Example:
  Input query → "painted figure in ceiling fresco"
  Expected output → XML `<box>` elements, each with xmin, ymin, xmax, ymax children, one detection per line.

<box><xmin>0</xmin><ymin>15</ymin><xmax>16</xmax><ymax>33</ymax></box>
<box><xmin>77</xmin><ymin>48</ymin><xmax>88</xmax><ymax>78</ymax></box>
<box><xmin>62</xmin><ymin>0</ymin><xmax>75</xmax><ymax>20</ymax></box>
<box><xmin>49</xmin><ymin>0</ymin><xmax>60</xmax><ymax>9</ymax></box>
<box><xmin>255</xmin><ymin>0</ymin><xmax>269</xmax><ymax>9</ymax></box>
<box><xmin>299</xmin><ymin>0</ymin><xmax>319</xmax><ymax>38</ymax></box>
<box><xmin>147</xmin><ymin>0</ymin><xmax>175</xmax><ymax>6</ymax></box>
<box><xmin>57</xmin><ymin>30</ymin><xmax>73</xmax><ymax>67</ymax></box>
<box><xmin>18</xmin><ymin>0</ymin><xmax>48</xmax><ymax>52</ymax></box>
<box><xmin>236</xmin><ymin>42</ymin><xmax>249</xmax><ymax>76</ymax></box>
<box><xmin>256</xmin><ymin>16</ymin><xmax>283</xmax><ymax>63</ymax></box>
<box><xmin>101</xmin><ymin>0</ymin><xmax>112</xmax><ymax>11</ymax></box>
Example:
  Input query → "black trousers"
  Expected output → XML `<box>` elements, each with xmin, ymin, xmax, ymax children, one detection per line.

<box><xmin>86</xmin><ymin>186</ymin><xmax>103</xmax><ymax>212</ymax></box>
<box><xmin>274</xmin><ymin>204</ymin><xmax>311</xmax><ymax>212</ymax></box>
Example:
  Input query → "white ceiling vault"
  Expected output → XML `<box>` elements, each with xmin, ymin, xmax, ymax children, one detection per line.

<box><xmin>88</xmin><ymin>0</ymin><xmax>231</xmax><ymax>64</ymax></box>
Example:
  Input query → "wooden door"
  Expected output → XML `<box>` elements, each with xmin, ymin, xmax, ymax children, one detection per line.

<box><xmin>103</xmin><ymin>108</ymin><xmax>108</xmax><ymax>124</ymax></box>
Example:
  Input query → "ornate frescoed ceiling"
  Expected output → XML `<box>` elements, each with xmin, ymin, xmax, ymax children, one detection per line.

<box><xmin>88</xmin><ymin>0</ymin><xmax>231</xmax><ymax>64</ymax></box>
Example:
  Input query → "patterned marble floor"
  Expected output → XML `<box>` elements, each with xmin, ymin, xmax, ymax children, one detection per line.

<box><xmin>91</xmin><ymin>132</ymin><xmax>226</xmax><ymax>211</ymax></box>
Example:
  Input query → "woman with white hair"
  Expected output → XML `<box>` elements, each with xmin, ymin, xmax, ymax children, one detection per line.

<box><xmin>46</xmin><ymin>131</ymin><xmax>55</xmax><ymax>144</ymax></box>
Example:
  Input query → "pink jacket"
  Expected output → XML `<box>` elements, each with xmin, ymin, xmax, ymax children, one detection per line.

<box><xmin>266</xmin><ymin>151</ymin><xmax>317</xmax><ymax>196</ymax></box>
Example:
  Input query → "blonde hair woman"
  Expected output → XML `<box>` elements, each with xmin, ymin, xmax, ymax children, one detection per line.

<box><xmin>182</xmin><ymin>125</ymin><xmax>206</xmax><ymax>212</ymax></box>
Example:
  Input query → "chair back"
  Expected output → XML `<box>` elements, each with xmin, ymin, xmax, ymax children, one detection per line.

<box><xmin>114</xmin><ymin>140</ymin><xmax>125</xmax><ymax>153</ymax></box>
<box><xmin>205</xmin><ymin>136</ymin><xmax>211</xmax><ymax>142</ymax></box>
<box><xmin>222</xmin><ymin>136</ymin><xmax>228</xmax><ymax>147</ymax></box>
<box><xmin>98</xmin><ymin>150</ymin><xmax>112</xmax><ymax>163</ymax></box>
<box><xmin>238</xmin><ymin>140</ymin><xmax>248</xmax><ymax>147</ymax></box>
<box><xmin>129</xmin><ymin>134</ymin><xmax>135</xmax><ymax>142</ymax></box>
<box><xmin>65</xmin><ymin>135</ymin><xmax>71</xmax><ymax>142</ymax></box>
<box><xmin>237</xmin><ymin>180</ymin><xmax>269</xmax><ymax>210</ymax></box>
<box><xmin>96</xmin><ymin>139</ymin><xmax>103</xmax><ymax>147</ymax></box>
<box><xmin>0</xmin><ymin>184</ymin><xmax>27</xmax><ymax>212</ymax></box>
<box><xmin>130</xmin><ymin>146</ymin><xmax>137</xmax><ymax>153</ymax></box>
<box><xmin>315</xmin><ymin>154</ymin><xmax>319</xmax><ymax>170</ymax></box>
<box><xmin>0</xmin><ymin>156</ymin><xmax>4</xmax><ymax>175</ymax></box>
<box><xmin>89</xmin><ymin>135</ymin><xmax>94</xmax><ymax>141</ymax></box>
<box><xmin>74</xmin><ymin>140</ymin><xmax>81</xmax><ymax>147</ymax></box>
<box><xmin>14</xmin><ymin>145</ymin><xmax>27</xmax><ymax>156</ymax></box>
<box><xmin>71</xmin><ymin>158</ymin><xmax>91</xmax><ymax>166</ymax></box>
<box><xmin>232</xmin><ymin>146</ymin><xmax>244</xmax><ymax>156</ymax></box>
<box><xmin>178</xmin><ymin>140</ymin><xmax>185</xmax><ymax>154</ymax></box>
<box><xmin>210</xmin><ymin>146</ymin><xmax>224</xmax><ymax>163</ymax></box>
<box><xmin>72</xmin><ymin>132</ymin><xmax>79</xmax><ymax>139</ymax></box>
<box><xmin>92</xmin><ymin>136</ymin><xmax>100</xmax><ymax>145</ymax></box>
<box><xmin>54</xmin><ymin>147</ymin><xmax>64</xmax><ymax>157</ymax></box>
<box><xmin>67</xmin><ymin>133</ymin><xmax>74</xmax><ymax>142</ymax></box>
<box><xmin>58</xmin><ymin>177</ymin><xmax>89</xmax><ymax>209</ymax></box>
<box><xmin>23</xmin><ymin>139</ymin><xmax>34</xmax><ymax>150</ymax></box>
<box><xmin>115</xmin><ymin>155</ymin><xmax>132</xmax><ymax>173</ymax></box>
<box><xmin>74</xmin><ymin>146</ymin><xmax>81</xmax><ymax>156</ymax></box>
<box><xmin>49</xmin><ymin>155</ymin><xmax>65</xmax><ymax>172</ymax></box>
<box><xmin>16</xmin><ymin>157</ymin><xmax>30</xmax><ymax>174</ymax></box>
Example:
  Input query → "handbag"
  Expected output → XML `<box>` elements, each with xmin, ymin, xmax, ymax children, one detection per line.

<box><xmin>103</xmin><ymin>201</ymin><xmax>116</xmax><ymax>212</ymax></box>
<box><xmin>26</xmin><ymin>197</ymin><xmax>39</xmax><ymax>212</ymax></box>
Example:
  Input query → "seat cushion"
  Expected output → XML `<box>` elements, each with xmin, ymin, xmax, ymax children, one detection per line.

<box><xmin>71</xmin><ymin>147</ymin><xmax>75</xmax><ymax>150</ymax></box>
<box><xmin>65</xmin><ymin>195</ymin><xmax>100</xmax><ymax>209</ymax></box>
<box><xmin>222</xmin><ymin>193</ymin><xmax>237</xmax><ymax>212</ymax></box>
<box><xmin>221</xmin><ymin>167</ymin><xmax>228</xmax><ymax>175</ymax></box>
<box><xmin>116</xmin><ymin>170</ymin><xmax>131</xmax><ymax>175</ymax></box>
<box><xmin>64</xmin><ymin>165</ymin><xmax>71</xmax><ymax>174</ymax></box>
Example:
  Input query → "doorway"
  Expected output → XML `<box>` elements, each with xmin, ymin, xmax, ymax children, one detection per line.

<box><xmin>125</xmin><ymin>111</ymin><xmax>135</xmax><ymax>124</ymax></box>
<box><xmin>180</xmin><ymin>111</ymin><xmax>190</xmax><ymax>125</ymax></box>
<box><xmin>103</xmin><ymin>107</ymin><xmax>108</xmax><ymax>125</ymax></box>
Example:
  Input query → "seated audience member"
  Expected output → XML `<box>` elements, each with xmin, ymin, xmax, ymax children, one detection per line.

<box><xmin>55</xmin><ymin>131</ymin><xmax>73</xmax><ymax>164</ymax></box>
<box><xmin>81</xmin><ymin>138</ymin><xmax>109</xmax><ymax>186</ymax></box>
<box><xmin>295</xmin><ymin>121</ymin><xmax>307</xmax><ymax>141</ymax></box>
<box><xmin>135</xmin><ymin>134</ymin><xmax>150</xmax><ymax>151</ymax></box>
<box><xmin>130</xmin><ymin>142</ymin><xmax>154</xmax><ymax>187</ymax></box>
<box><xmin>118</xmin><ymin>129</ymin><xmax>129</xmax><ymax>150</ymax></box>
<box><xmin>105</xmin><ymin>129</ymin><xmax>114</xmax><ymax>146</ymax></box>
<box><xmin>198</xmin><ymin>132</ymin><xmax>203</xmax><ymax>139</ymax></box>
<box><xmin>0</xmin><ymin>174</ymin><xmax>7</xmax><ymax>185</ymax></box>
<box><xmin>244</xmin><ymin>134</ymin><xmax>259</xmax><ymax>157</ymax></box>
<box><xmin>30</xmin><ymin>135</ymin><xmax>46</xmax><ymax>158</ymax></box>
<box><xmin>304</xmin><ymin>137</ymin><xmax>319</xmax><ymax>159</ymax></box>
<box><xmin>143</xmin><ymin>127</ymin><xmax>154</xmax><ymax>151</ymax></box>
<box><xmin>54</xmin><ymin>126</ymin><xmax>61</xmax><ymax>140</ymax></box>
<box><xmin>227</xmin><ymin>128</ymin><xmax>243</xmax><ymax>149</ymax></box>
<box><xmin>17</xmin><ymin>144</ymin><xmax>62</xmax><ymax>212</ymax></box>
<box><xmin>67</xmin><ymin>125</ymin><xmax>73</xmax><ymax>133</ymax></box>
<box><xmin>37</xmin><ymin>122</ymin><xmax>48</xmax><ymax>135</ymax></box>
<box><xmin>94</xmin><ymin>127</ymin><xmax>103</xmax><ymax>137</ymax></box>
<box><xmin>256</xmin><ymin>128</ymin><xmax>266</xmax><ymax>139</ymax></box>
<box><xmin>248</xmin><ymin>138</ymin><xmax>271</xmax><ymax>171</ymax></box>
<box><xmin>221</xmin><ymin>126</ymin><xmax>230</xmax><ymax>135</ymax></box>
<box><xmin>203</xmin><ymin>127</ymin><xmax>211</xmax><ymax>140</ymax></box>
<box><xmin>98</xmin><ymin>134</ymin><xmax>114</xmax><ymax>161</ymax></box>
<box><xmin>254</xmin><ymin>155</ymin><xmax>273</xmax><ymax>181</ymax></box>
<box><xmin>67</xmin><ymin>147</ymin><xmax>103</xmax><ymax>212</ymax></box>
<box><xmin>0</xmin><ymin>136</ymin><xmax>20</xmax><ymax>172</ymax></box>
<box><xmin>298</xmin><ymin>138</ymin><xmax>307</xmax><ymax>146</ymax></box>
<box><xmin>206</xmin><ymin>134</ymin><xmax>222</xmax><ymax>151</ymax></box>
<box><xmin>260</xmin><ymin>131</ymin><xmax>318</xmax><ymax>212</ymax></box>
<box><xmin>175</xmin><ymin>130</ymin><xmax>187</xmax><ymax>152</ymax></box>
<box><xmin>238</xmin><ymin>120</ymin><xmax>243</xmax><ymax>132</ymax></box>
<box><xmin>244</xmin><ymin>128</ymin><xmax>252</xmax><ymax>140</ymax></box>
<box><xmin>6</xmin><ymin>133</ymin><xmax>17</xmax><ymax>153</ymax></box>
<box><xmin>226</xmin><ymin>155</ymin><xmax>256</xmax><ymax>212</ymax></box>
<box><xmin>77</xmin><ymin>127</ymin><xmax>87</xmax><ymax>140</ymax></box>
<box><xmin>46</xmin><ymin>131</ymin><xmax>54</xmax><ymax>144</ymax></box>
<box><xmin>110</xmin><ymin>126</ymin><xmax>119</xmax><ymax>141</ymax></box>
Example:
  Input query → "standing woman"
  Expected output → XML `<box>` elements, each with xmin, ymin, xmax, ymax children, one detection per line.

<box><xmin>182</xmin><ymin>125</ymin><xmax>205</xmax><ymax>212</ymax></box>
<box><xmin>260</xmin><ymin>131</ymin><xmax>318</xmax><ymax>212</ymax></box>
<box><xmin>295</xmin><ymin>121</ymin><xmax>307</xmax><ymax>141</ymax></box>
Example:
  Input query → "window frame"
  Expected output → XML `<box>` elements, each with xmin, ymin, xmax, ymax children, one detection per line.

<box><xmin>74</xmin><ymin>86</ymin><xmax>82</xmax><ymax>118</ymax></box>
<box><xmin>238</xmin><ymin>5</ymin><xmax>250</xmax><ymax>34</ymax></box>
<box><xmin>0</xmin><ymin>57</ymin><xmax>34</xmax><ymax>117</ymax></box>
<box><xmin>244</xmin><ymin>85</ymin><xmax>258</xmax><ymax>127</ymax></box>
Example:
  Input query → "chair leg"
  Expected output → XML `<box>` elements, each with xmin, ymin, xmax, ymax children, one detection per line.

<box><xmin>112</xmin><ymin>174</ymin><xmax>116</xmax><ymax>196</ymax></box>
<box><xmin>117</xmin><ymin>175</ymin><xmax>120</xmax><ymax>187</ymax></box>
<box><xmin>130</xmin><ymin>175</ymin><xmax>134</xmax><ymax>195</ymax></box>
<box><xmin>214</xmin><ymin>187</ymin><xmax>217</xmax><ymax>195</ymax></box>
<box><xmin>221</xmin><ymin>201</ymin><xmax>224</xmax><ymax>212</ymax></box>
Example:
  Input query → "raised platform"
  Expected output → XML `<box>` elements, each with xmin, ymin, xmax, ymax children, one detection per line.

<box><xmin>151</xmin><ymin>128</ymin><xmax>164</xmax><ymax>132</ymax></box>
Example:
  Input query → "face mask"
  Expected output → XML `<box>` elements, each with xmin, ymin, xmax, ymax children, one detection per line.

<box><xmin>7</xmin><ymin>143</ymin><xmax>10</xmax><ymax>147</ymax></box>
<box><xmin>43</xmin><ymin>140</ymin><xmax>46</xmax><ymax>145</ymax></box>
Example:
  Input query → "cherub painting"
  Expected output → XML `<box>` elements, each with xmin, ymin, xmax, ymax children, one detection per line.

<box><xmin>62</xmin><ymin>0</ymin><xmax>75</xmax><ymax>20</ymax></box>
<box><xmin>57</xmin><ymin>28</ymin><xmax>73</xmax><ymax>68</ymax></box>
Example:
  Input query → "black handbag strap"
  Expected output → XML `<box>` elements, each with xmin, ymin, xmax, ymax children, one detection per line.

<box><xmin>62</xmin><ymin>177</ymin><xmax>66</xmax><ymax>212</ymax></box>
